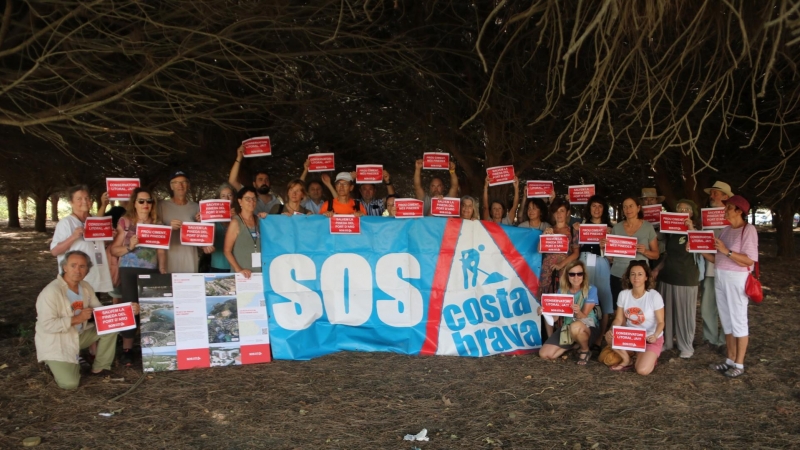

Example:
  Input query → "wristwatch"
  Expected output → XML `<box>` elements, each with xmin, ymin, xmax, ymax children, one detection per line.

<box><xmin>727</xmin><ymin>250</ymin><xmax>733</xmax><ymax>257</ymax></box>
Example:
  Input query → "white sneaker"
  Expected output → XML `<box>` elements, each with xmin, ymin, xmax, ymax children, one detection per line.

<box><xmin>679</xmin><ymin>351</ymin><xmax>693</xmax><ymax>359</ymax></box>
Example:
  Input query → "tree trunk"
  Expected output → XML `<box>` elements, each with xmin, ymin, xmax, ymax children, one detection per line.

<box><xmin>773</xmin><ymin>196</ymin><xmax>796</xmax><ymax>259</ymax></box>
<box><xmin>33</xmin><ymin>191</ymin><xmax>50</xmax><ymax>232</ymax></box>
<box><xmin>21</xmin><ymin>195</ymin><xmax>30</xmax><ymax>220</ymax></box>
<box><xmin>50</xmin><ymin>194</ymin><xmax>60</xmax><ymax>222</ymax></box>
<box><xmin>6</xmin><ymin>187</ymin><xmax>21</xmax><ymax>228</ymax></box>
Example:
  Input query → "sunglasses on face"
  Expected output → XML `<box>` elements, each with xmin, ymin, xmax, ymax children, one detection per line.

<box><xmin>137</xmin><ymin>199</ymin><xmax>154</xmax><ymax>204</ymax></box>
<box><xmin>568</xmin><ymin>272</ymin><xmax>585</xmax><ymax>277</ymax></box>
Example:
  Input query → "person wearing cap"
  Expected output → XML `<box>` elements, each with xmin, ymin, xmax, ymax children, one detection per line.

<box><xmin>700</xmin><ymin>181</ymin><xmax>734</xmax><ymax>350</ymax></box>
<box><xmin>230</xmin><ymin>145</ymin><xmax>282</xmax><ymax>214</ymax></box>
<box><xmin>701</xmin><ymin>194</ymin><xmax>758</xmax><ymax>378</ymax></box>
<box><xmin>319</xmin><ymin>172</ymin><xmax>366</xmax><ymax>216</ymax></box>
<box><xmin>159</xmin><ymin>171</ymin><xmax>203</xmax><ymax>273</ymax></box>
<box><xmin>413</xmin><ymin>158</ymin><xmax>460</xmax><ymax>216</ymax></box>
<box><xmin>358</xmin><ymin>169</ymin><xmax>396</xmax><ymax>216</ymax></box>
<box><xmin>652</xmin><ymin>199</ymin><xmax>702</xmax><ymax>359</ymax></box>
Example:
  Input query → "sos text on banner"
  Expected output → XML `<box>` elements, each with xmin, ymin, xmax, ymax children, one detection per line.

<box><xmin>259</xmin><ymin>216</ymin><xmax>543</xmax><ymax>360</ymax></box>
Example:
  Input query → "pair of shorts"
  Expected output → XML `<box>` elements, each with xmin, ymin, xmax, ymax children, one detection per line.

<box><xmin>644</xmin><ymin>335</ymin><xmax>664</xmax><ymax>356</ymax></box>
<box><xmin>544</xmin><ymin>322</ymin><xmax>600</xmax><ymax>349</ymax></box>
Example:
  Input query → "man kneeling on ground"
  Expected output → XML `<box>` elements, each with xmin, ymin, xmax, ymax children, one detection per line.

<box><xmin>35</xmin><ymin>250</ymin><xmax>138</xmax><ymax>389</ymax></box>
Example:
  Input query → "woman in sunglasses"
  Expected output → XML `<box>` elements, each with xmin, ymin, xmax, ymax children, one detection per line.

<box><xmin>538</xmin><ymin>260</ymin><xmax>599</xmax><ymax>366</ymax></box>
<box><xmin>605</xmin><ymin>260</ymin><xmax>665</xmax><ymax>374</ymax></box>
<box><xmin>110</xmin><ymin>188</ymin><xmax>167</xmax><ymax>366</ymax></box>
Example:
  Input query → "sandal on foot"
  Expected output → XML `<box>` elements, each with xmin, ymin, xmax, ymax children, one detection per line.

<box><xmin>577</xmin><ymin>351</ymin><xmax>591</xmax><ymax>366</ymax></box>
<box><xmin>709</xmin><ymin>362</ymin><xmax>731</xmax><ymax>372</ymax></box>
<box><xmin>723</xmin><ymin>367</ymin><xmax>745</xmax><ymax>378</ymax></box>
<box><xmin>610</xmin><ymin>363</ymin><xmax>634</xmax><ymax>372</ymax></box>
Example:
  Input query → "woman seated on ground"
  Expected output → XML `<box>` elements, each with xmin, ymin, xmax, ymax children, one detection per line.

<box><xmin>224</xmin><ymin>187</ymin><xmax>262</xmax><ymax>278</ymax></box>
<box><xmin>605</xmin><ymin>260</ymin><xmax>665</xmax><ymax>375</ymax></box>
<box><xmin>269</xmin><ymin>179</ymin><xmax>311</xmax><ymax>215</ymax></box>
<box><xmin>538</xmin><ymin>260</ymin><xmax>599</xmax><ymax>366</ymax></box>
<box><xmin>517</xmin><ymin>198</ymin><xmax>550</xmax><ymax>231</ymax></box>
<box><xmin>460</xmin><ymin>195</ymin><xmax>480</xmax><ymax>220</ymax></box>
<box><xmin>482</xmin><ymin>176</ymin><xmax>519</xmax><ymax>225</ymax></box>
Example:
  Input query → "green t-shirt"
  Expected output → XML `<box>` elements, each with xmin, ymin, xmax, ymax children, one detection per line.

<box><xmin>609</xmin><ymin>220</ymin><xmax>658</xmax><ymax>278</ymax></box>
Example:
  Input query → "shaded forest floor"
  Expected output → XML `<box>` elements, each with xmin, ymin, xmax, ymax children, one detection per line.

<box><xmin>0</xmin><ymin>223</ymin><xmax>798</xmax><ymax>449</ymax></box>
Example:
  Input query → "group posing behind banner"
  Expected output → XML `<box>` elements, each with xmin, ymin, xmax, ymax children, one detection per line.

<box><xmin>38</xmin><ymin>140</ymin><xmax>758</xmax><ymax>388</ymax></box>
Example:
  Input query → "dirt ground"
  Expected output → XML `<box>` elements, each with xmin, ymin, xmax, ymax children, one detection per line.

<box><xmin>0</xmin><ymin>222</ymin><xmax>798</xmax><ymax>449</ymax></box>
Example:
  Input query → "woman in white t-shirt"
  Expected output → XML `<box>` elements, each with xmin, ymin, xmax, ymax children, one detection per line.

<box><xmin>50</xmin><ymin>185</ymin><xmax>113</xmax><ymax>293</ymax></box>
<box><xmin>605</xmin><ymin>260</ymin><xmax>665</xmax><ymax>375</ymax></box>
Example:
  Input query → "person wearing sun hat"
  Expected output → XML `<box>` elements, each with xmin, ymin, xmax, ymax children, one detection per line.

<box><xmin>700</xmin><ymin>181</ymin><xmax>734</xmax><ymax>351</ymax></box>
<box><xmin>640</xmin><ymin>188</ymin><xmax>665</xmax><ymax>205</ymax></box>
<box><xmin>700</xmin><ymin>194</ymin><xmax>758</xmax><ymax>378</ymax></box>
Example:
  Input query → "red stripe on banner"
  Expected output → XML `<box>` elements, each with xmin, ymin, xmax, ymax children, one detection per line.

<box><xmin>420</xmin><ymin>218</ymin><xmax>462</xmax><ymax>356</ymax></box>
<box><xmin>482</xmin><ymin>221</ymin><xmax>541</xmax><ymax>298</ymax></box>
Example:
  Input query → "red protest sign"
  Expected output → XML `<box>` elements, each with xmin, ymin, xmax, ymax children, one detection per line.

<box><xmin>106</xmin><ymin>178</ymin><xmax>140</xmax><ymax>201</ymax></box>
<box><xmin>642</xmin><ymin>204</ymin><xmax>662</xmax><ymax>227</ymax></box>
<box><xmin>242</xmin><ymin>136</ymin><xmax>272</xmax><ymax>157</ymax></box>
<box><xmin>568</xmin><ymin>185</ymin><xmax>595</xmax><ymax>204</ymax></box>
<box><xmin>660</xmin><ymin>212</ymin><xmax>690</xmax><ymax>234</ymax></box>
<box><xmin>539</xmin><ymin>234</ymin><xmax>570</xmax><ymax>254</ymax></box>
<box><xmin>541</xmin><ymin>294</ymin><xmax>575</xmax><ymax>317</ymax></box>
<box><xmin>394</xmin><ymin>199</ymin><xmax>423</xmax><ymax>218</ymax></box>
<box><xmin>612</xmin><ymin>326</ymin><xmax>647</xmax><ymax>352</ymax></box>
<box><xmin>578</xmin><ymin>224</ymin><xmax>607</xmax><ymax>245</ymax></box>
<box><xmin>701</xmin><ymin>207</ymin><xmax>730</xmax><ymax>230</ymax></box>
<box><xmin>93</xmin><ymin>303</ymin><xmax>137</xmax><ymax>335</ymax></box>
<box><xmin>355</xmin><ymin>165</ymin><xmax>383</xmax><ymax>184</ymax></box>
<box><xmin>604</xmin><ymin>235</ymin><xmax>637</xmax><ymax>258</ymax></box>
<box><xmin>330</xmin><ymin>215</ymin><xmax>361</xmax><ymax>234</ymax></box>
<box><xmin>486</xmin><ymin>165</ymin><xmax>515</xmax><ymax>186</ymax></box>
<box><xmin>526</xmin><ymin>180</ymin><xmax>554</xmax><ymax>198</ymax></box>
<box><xmin>423</xmin><ymin>152</ymin><xmax>449</xmax><ymax>170</ymax></box>
<box><xmin>308</xmin><ymin>153</ymin><xmax>335</xmax><ymax>172</ymax></box>
<box><xmin>688</xmin><ymin>231</ymin><xmax>716</xmax><ymax>253</ymax></box>
<box><xmin>83</xmin><ymin>216</ymin><xmax>114</xmax><ymax>241</ymax></box>
<box><xmin>180</xmin><ymin>222</ymin><xmax>214</xmax><ymax>246</ymax></box>
<box><xmin>431</xmin><ymin>197</ymin><xmax>461</xmax><ymax>217</ymax></box>
<box><xmin>199</xmin><ymin>200</ymin><xmax>231</xmax><ymax>222</ymax></box>
<box><xmin>137</xmin><ymin>224</ymin><xmax>172</xmax><ymax>249</ymax></box>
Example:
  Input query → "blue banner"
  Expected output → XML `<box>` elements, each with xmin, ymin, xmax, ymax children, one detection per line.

<box><xmin>260</xmin><ymin>215</ymin><xmax>542</xmax><ymax>360</ymax></box>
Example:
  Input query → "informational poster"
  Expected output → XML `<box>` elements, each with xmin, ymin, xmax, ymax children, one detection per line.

<box><xmin>106</xmin><ymin>178</ymin><xmax>140</xmax><ymax>201</ymax></box>
<box><xmin>199</xmin><ymin>200</ymin><xmax>232</xmax><ymax>222</ymax></box>
<box><xmin>612</xmin><ymin>326</ymin><xmax>647</xmax><ymax>352</ymax></box>
<box><xmin>83</xmin><ymin>216</ymin><xmax>114</xmax><ymax>241</ymax></box>
<box><xmin>526</xmin><ymin>181</ymin><xmax>554</xmax><ymax>198</ymax></box>
<box><xmin>642</xmin><ymin>204</ymin><xmax>662</xmax><ymax>227</ymax></box>
<box><xmin>355</xmin><ymin>165</ymin><xmax>383</xmax><ymax>184</ymax></box>
<box><xmin>538</xmin><ymin>234</ymin><xmax>570</xmax><ymax>254</ymax></box>
<box><xmin>541</xmin><ymin>294</ymin><xmax>575</xmax><ymax>317</ymax></box>
<box><xmin>431</xmin><ymin>197</ymin><xmax>460</xmax><ymax>217</ymax></box>
<box><xmin>308</xmin><ymin>153</ymin><xmax>335</xmax><ymax>172</ymax></box>
<box><xmin>688</xmin><ymin>231</ymin><xmax>716</xmax><ymax>253</ymax></box>
<box><xmin>93</xmin><ymin>303</ymin><xmax>137</xmax><ymax>335</ymax></box>
<box><xmin>180</xmin><ymin>223</ymin><xmax>215</xmax><ymax>246</ymax></box>
<box><xmin>578</xmin><ymin>224</ymin><xmax>607</xmax><ymax>244</ymax></box>
<box><xmin>486</xmin><ymin>165</ymin><xmax>515</xmax><ymax>186</ymax></box>
<box><xmin>139</xmin><ymin>273</ymin><xmax>271</xmax><ymax>372</ymax></box>
<box><xmin>136</xmin><ymin>224</ymin><xmax>172</xmax><ymax>249</ymax></box>
<box><xmin>329</xmin><ymin>215</ymin><xmax>361</xmax><ymax>234</ymax></box>
<box><xmin>242</xmin><ymin>136</ymin><xmax>272</xmax><ymax>157</ymax></box>
<box><xmin>568</xmin><ymin>185</ymin><xmax>595</xmax><ymax>204</ymax></box>
<box><xmin>423</xmin><ymin>152</ymin><xmax>449</xmax><ymax>170</ymax></box>
<box><xmin>660</xmin><ymin>212</ymin><xmax>690</xmax><ymax>234</ymax></box>
<box><xmin>395</xmin><ymin>199</ymin><xmax>424</xmax><ymax>218</ymax></box>
<box><xmin>604</xmin><ymin>235</ymin><xmax>638</xmax><ymax>258</ymax></box>
<box><xmin>701</xmin><ymin>207</ymin><xmax>730</xmax><ymax>229</ymax></box>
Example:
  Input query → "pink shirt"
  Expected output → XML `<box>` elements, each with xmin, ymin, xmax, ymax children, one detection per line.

<box><xmin>715</xmin><ymin>224</ymin><xmax>758</xmax><ymax>272</ymax></box>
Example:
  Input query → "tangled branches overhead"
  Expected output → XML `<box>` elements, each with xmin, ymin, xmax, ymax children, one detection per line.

<box><xmin>468</xmin><ymin>0</ymin><xmax>800</xmax><ymax>198</ymax></box>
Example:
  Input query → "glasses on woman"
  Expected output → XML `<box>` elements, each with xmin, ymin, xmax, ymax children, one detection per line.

<box><xmin>568</xmin><ymin>272</ymin><xmax>584</xmax><ymax>277</ymax></box>
<box><xmin>137</xmin><ymin>198</ymin><xmax>154</xmax><ymax>204</ymax></box>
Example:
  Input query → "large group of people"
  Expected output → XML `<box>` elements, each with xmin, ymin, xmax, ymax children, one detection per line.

<box><xmin>36</xmin><ymin>146</ymin><xmax>760</xmax><ymax>388</ymax></box>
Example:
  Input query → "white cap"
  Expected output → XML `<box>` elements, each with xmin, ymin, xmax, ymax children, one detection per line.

<box><xmin>335</xmin><ymin>172</ymin><xmax>353</xmax><ymax>182</ymax></box>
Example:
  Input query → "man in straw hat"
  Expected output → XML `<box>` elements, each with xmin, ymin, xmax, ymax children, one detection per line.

<box><xmin>700</xmin><ymin>181</ymin><xmax>734</xmax><ymax>352</ymax></box>
<box><xmin>640</xmin><ymin>188</ymin><xmax>665</xmax><ymax>205</ymax></box>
